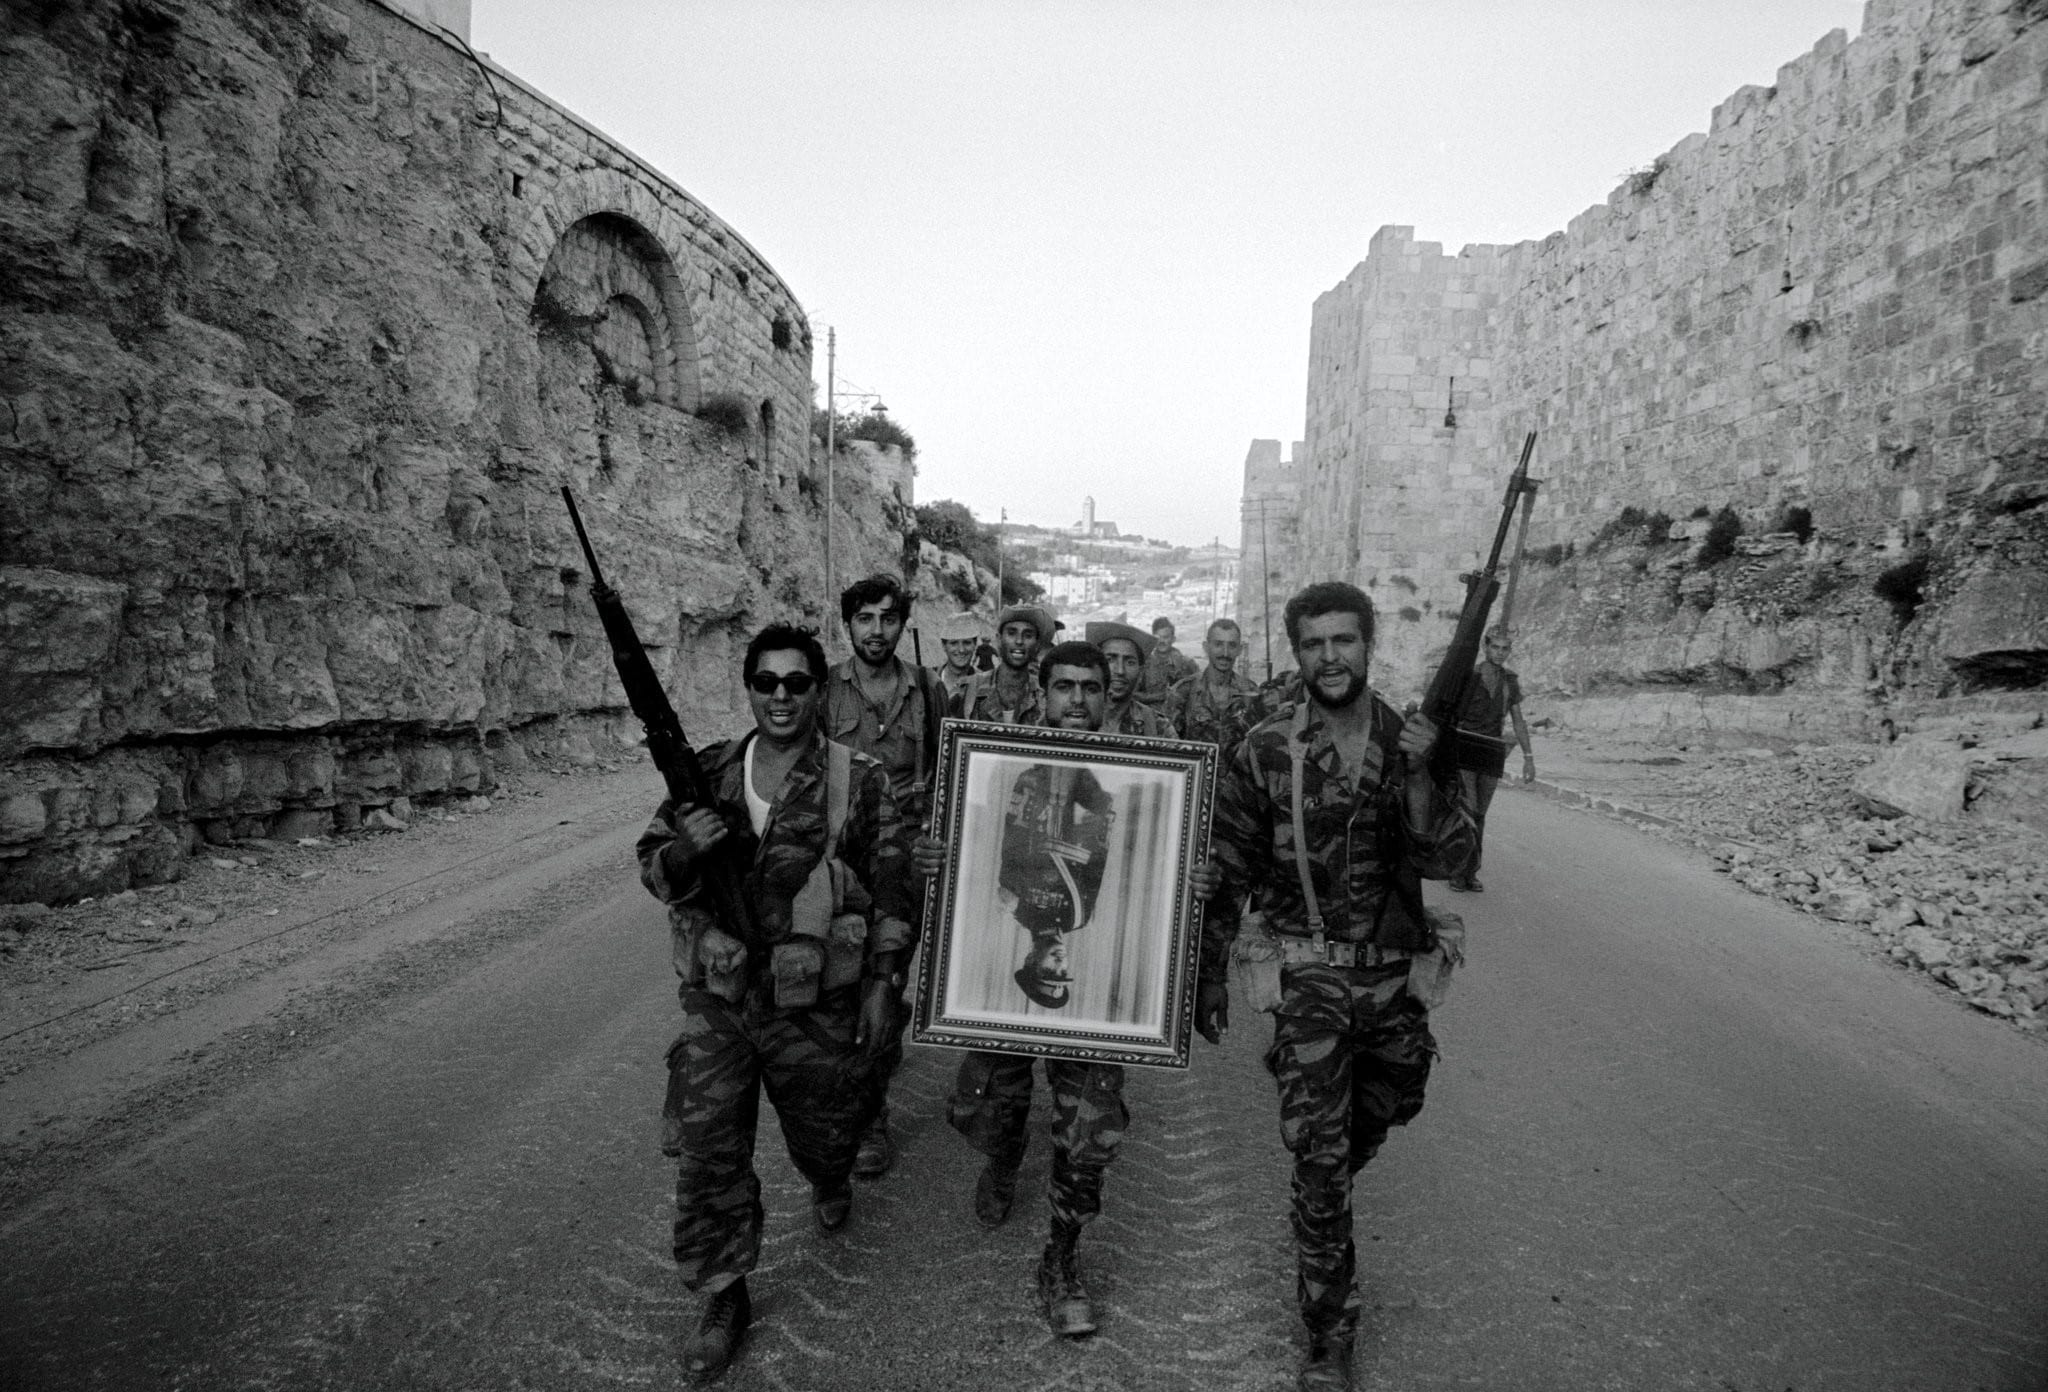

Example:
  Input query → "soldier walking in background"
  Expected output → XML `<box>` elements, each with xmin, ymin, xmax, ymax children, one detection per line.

<box><xmin>1136</xmin><ymin>616</ymin><xmax>1198</xmax><ymax>705</ymax></box>
<box><xmin>1199</xmin><ymin>583</ymin><xmax>1470</xmax><ymax>1392</ymax></box>
<box><xmin>826</xmin><ymin>574</ymin><xmax>949</xmax><ymax>1175</ymax></box>
<box><xmin>1166</xmin><ymin>617</ymin><xmax>1259</xmax><ymax>757</ymax></box>
<box><xmin>1449</xmin><ymin>627</ymin><xmax>1535</xmax><ymax>894</ymax></box>
<box><xmin>936</xmin><ymin>611</ymin><xmax>984</xmax><ymax>712</ymax></box>
<box><xmin>637</xmin><ymin>623</ymin><xmax>917</xmax><ymax>1381</ymax></box>
<box><xmin>962</xmin><ymin>605</ymin><xmax>1057</xmax><ymax>725</ymax></box>
<box><xmin>1086</xmin><ymin>620</ymin><xmax>1178</xmax><ymax>738</ymax></box>
<box><xmin>914</xmin><ymin>641</ymin><xmax>1221</xmax><ymax>1338</ymax></box>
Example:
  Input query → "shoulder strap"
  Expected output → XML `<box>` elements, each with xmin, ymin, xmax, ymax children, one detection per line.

<box><xmin>825</xmin><ymin>740</ymin><xmax>853</xmax><ymax>854</ymax></box>
<box><xmin>1287</xmin><ymin>703</ymin><xmax>1325</xmax><ymax>945</ymax></box>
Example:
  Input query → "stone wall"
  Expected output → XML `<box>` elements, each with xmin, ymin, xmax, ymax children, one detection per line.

<box><xmin>1286</xmin><ymin>0</ymin><xmax>2048</xmax><ymax>729</ymax></box>
<box><xmin>0</xmin><ymin>0</ymin><xmax>902</xmax><ymax>902</ymax></box>
<box><xmin>1233</xmin><ymin>438</ymin><xmax>1305</xmax><ymax>682</ymax></box>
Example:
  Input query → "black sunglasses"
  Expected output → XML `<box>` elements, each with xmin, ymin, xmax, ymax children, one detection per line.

<box><xmin>746</xmin><ymin>671</ymin><xmax>818</xmax><ymax>697</ymax></box>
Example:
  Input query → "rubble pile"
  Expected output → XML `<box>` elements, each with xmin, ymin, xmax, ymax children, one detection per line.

<box><xmin>1660</xmin><ymin>746</ymin><xmax>2048</xmax><ymax>1031</ymax></box>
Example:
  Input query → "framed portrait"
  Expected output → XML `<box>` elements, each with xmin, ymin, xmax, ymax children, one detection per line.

<box><xmin>910</xmin><ymin>719</ymin><xmax>1219</xmax><ymax>1069</ymax></box>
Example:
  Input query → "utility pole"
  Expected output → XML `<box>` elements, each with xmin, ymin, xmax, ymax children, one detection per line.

<box><xmin>996</xmin><ymin>507</ymin><xmax>1006</xmax><ymax>606</ymax></box>
<box><xmin>1211</xmin><ymin>536</ymin><xmax>1220</xmax><ymax>616</ymax></box>
<box><xmin>1257</xmin><ymin>499</ymin><xmax>1272</xmax><ymax>680</ymax></box>
<box><xmin>824</xmin><ymin>327</ymin><xmax>836</xmax><ymax>625</ymax></box>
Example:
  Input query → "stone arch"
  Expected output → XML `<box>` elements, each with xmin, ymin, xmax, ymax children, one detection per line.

<box><xmin>511</xmin><ymin>168</ymin><xmax>705</xmax><ymax>409</ymax></box>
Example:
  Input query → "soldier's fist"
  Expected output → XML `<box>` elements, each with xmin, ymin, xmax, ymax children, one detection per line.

<box><xmin>668</xmin><ymin>806</ymin><xmax>729</xmax><ymax>863</ymax></box>
<box><xmin>1397</xmin><ymin>712</ymin><xmax>1439</xmax><ymax>762</ymax></box>
<box><xmin>1188</xmin><ymin>859</ymin><xmax>1223</xmax><ymax>902</ymax></box>
<box><xmin>911</xmin><ymin>835</ymin><xmax>947</xmax><ymax>879</ymax></box>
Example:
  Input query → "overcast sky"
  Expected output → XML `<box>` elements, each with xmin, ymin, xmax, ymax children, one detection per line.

<box><xmin>471</xmin><ymin>1</ymin><xmax>1870</xmax><ymax>548</ymax></box>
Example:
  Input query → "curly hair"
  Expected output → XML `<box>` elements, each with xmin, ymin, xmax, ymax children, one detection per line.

<box><xmin>743</xmin><ymin>622</ymin><xmax>828</xmax><ymax>685</ymax></box>
<box><xmin>838</xmin><ymin>572</ymin><xmax>911</xmax><ymax>626</ymax></box>
<box><xmin>1282</xmin><ymin>581</ymin><xmax>1376</xmax><ymax>652</ymax></box>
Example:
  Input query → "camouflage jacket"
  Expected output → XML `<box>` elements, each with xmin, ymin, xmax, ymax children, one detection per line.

<box><xmin>636</xmin><ymin>731</ymin><xmax>919</xmax><ymax>966</ymax></box>
<box><xmin>1137</xmin><ymin>644</ymin><xmax>1198</xmax><ymax>706</ymax></box>
<box><xmin>1166</xmin><ymin>668</ymin><xmax>1260</xmax><ymax>755</ymax></box>
<box><xmin>825</xmin><ymin>656</ymin><xmax>946</xmax><ymax>824</ymax></box>
<box><xmin>957</xmin><ymin>667</ymin><xmax>1045</xmax><ymax>726</ymax></box>
<box><xmin>1203</xmin><ymin>694</ymin><xmax>1463</xmax><ymax>985</ymax></box>
<box><xmin>1000</xmin><ymin>764</ymin><xmax>1113</xmax><ymax>936</ymax></box>
<box><xmin>1105</xmin><ymin>695</ymin><xmax>1178</xmax><ymax>739</ymax></box>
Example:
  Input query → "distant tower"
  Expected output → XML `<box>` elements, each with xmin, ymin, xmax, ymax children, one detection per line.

<box><xmin>1082</xmin><ymin>495</ymin><xmax>1096</xmax><ymax>535</ymax></box>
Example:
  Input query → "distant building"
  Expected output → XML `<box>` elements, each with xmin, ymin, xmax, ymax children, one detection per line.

<box><xmin>1072</xmin><ymin>495</ymin><xmax>1120</xmax><ymax>539</ymax></box>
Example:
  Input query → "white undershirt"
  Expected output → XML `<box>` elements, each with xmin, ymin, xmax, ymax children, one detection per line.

<box><xmin>742</xmin><ymin>739</ymin><xmax>772</xmax><ymax>837</ymax></box>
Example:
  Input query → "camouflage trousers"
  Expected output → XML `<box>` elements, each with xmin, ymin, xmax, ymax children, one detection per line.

<box><xmin>667</xmin><ymin>984</ymin><xmax>872</xmax><ymax>1291</ymax></box>
<box><xmin>948</xmin><ymin>1052</ymin><xmax>1127</xmax><ymax>1229</ymax></box>
<box><xmin>1458</xmin><ymin>770</ymin><xmax>1501</xmax><ymax>878</ymax></box>
<box><xmin>863</xmin><ymin>991</ymin><xmax>911</xmax><ymax>1129</ymax></box>
<box><xmin>1264</xmin><ymin>962</ymin><xmax>1435</xmax><ymax>1339</ymax></box>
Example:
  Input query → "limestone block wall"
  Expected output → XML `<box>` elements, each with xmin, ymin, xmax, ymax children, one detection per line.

<box><xmin>1233</xmin><ymin>438</ymin><xmax>1305</xmax><ymax>681</ymax></box>
<box><xmin>1298</xmin><ymin>229</ymin><xmax>1516</xmax><ymax>695</ymax></box>
<box><xmin>0</xmin><ymin>0</ymin><xmax>884</xmax><ymax>901</ymax></box>
<box><xmin>1291</xmin><ymin>0</ymin><xmax>2048</xmax><ymax>720</ymax></box>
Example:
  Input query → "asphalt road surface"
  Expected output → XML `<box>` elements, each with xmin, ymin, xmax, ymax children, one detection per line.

<box><xmin>3</xmin><ymin>787</ymin><xmax>2044</xmax><ymax>1391</ymax></box>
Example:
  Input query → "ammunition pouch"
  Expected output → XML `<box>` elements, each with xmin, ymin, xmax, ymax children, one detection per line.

<box><xmin>770</xmin><ymin>938</ymin><xmax>825</xmax><ymax>1008</ymax></box>
<box><xmin>695</xmin><ymin>924</ymin><xmax>749</xmax><ymax>1003</ymax></box>
<box><xmin>1404</xmin><ymin>908</ymin><xmax>1466</xmax><ymax>1010</ymax></box>
<box><xmin>670</xmin><ymin>906</ymin><xmax>749</xmax><ymax>1003</ymax></box>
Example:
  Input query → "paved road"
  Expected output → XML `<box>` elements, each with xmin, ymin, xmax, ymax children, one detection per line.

<box><xmin>3</xmin><ymin>789</ymin><xmax>2044</xmax><ymax>1391</ymax></box>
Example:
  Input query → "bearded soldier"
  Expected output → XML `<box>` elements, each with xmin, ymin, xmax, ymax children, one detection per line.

<box><xmin>1199</xmin><ymin>583</ymin><xmax>1470</xmax><ymax>1392</ymax></box>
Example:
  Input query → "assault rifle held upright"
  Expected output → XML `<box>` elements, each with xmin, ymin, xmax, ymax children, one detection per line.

<box><xmin>561</xmin><ymin>487</ymin><xmax>757</xmax><ymax>941</ymax></box>
<box><xmin>1418</xmin><ymin>432</ymin><xmax>1539</xmax><ymax>783</ymax></box>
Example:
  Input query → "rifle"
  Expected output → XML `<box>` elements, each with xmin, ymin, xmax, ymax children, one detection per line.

<box><xmin>1418</xmin><ymin>432</ymin><xmax>1539</xmax><ymax>782</ymax></box>
<box><xmin>561</xmin><ymin>487</ymin><xmax>757</xmax><ymax>939</ymax></box>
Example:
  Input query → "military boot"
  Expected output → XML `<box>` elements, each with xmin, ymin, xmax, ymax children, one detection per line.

<box><xmin>1297</xmin><ymin>1331</ymin><xmax>1355</xmax><ymax>1391</ymax></box>
<box><xmin>1036</xmin><ymin>1222</ymin><xmax>1097</xmax><ymax>1337</ymax></box>
<box><xmin>684</xmin><ymin>1275</ymin><xmax>751</xmax><ymax>1382</ymax></box>
<box><xmin>973</xmin><ymin>1159</ymin><xmax>1018</xmax><ymax>1228</ymax></box>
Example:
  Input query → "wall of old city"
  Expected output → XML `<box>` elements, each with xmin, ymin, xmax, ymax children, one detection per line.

<box><xmin>1234</xmin><ymin>438</ymin><xmax>1306</xmax><ymax>682</ymax></box>
<box><xmin>0</xmin><ymin>0</ymin><xmax>912</xmax><ymax>902</ymax></box>
<box><xmin>1290</xmin><ymin>0</ymin><xmax>2048</xmax><ymax>734</ymax></box>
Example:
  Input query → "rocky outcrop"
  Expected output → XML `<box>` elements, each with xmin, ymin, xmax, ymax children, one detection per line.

<box><xmin>0</xmin><ymin>0</ymin><xmax>924</xmax><ymax>903</ymax></box>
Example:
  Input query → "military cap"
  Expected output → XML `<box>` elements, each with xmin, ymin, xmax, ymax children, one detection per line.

<box><xmin>1083</xmin><ymin>621</ymin><xmax>1154</xmax><ymax>660</ymax></box>
<box><xmin>937</xmin><ymin>611</ymin><xmax>984</xmax><ymax>641</ymax></box>
<box><xmin>994</xmin><ymin>605</ymin><xmax>1058</xmax><ymax>643</ymax></box>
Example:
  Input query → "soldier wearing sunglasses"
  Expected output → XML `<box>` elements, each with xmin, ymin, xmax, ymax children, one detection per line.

<box><xmin>636</xmin><ymin>622</ymin><xmax>917</xmax><ymax>1382</ymax></box>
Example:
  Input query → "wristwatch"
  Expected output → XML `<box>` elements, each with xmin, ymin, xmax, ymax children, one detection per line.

<box><xmin>868</xmin><ymin>969</ymin><xmax>906</xmax><ymax>991</ymax></box>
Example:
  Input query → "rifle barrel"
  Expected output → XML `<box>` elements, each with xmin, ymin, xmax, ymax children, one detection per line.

<box><xmin>560</xmin><ymin>486</ymin><xmax>609</xmax><ymax>591</ymax></box>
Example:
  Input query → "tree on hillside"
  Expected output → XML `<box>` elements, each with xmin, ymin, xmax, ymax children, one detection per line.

<box><xmin>912</xmin><ymin>499</ymin><xmax>1043</xmax><ymax>605</ymax></box>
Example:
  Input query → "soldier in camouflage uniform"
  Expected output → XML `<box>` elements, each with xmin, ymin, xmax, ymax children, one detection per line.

<box><xmin>958</xmin><ymin>604</ymin><xmax>1056</xmax><ymax>724</ymax></box>
<box><xmin>1136</xmin><ymin>616</ymin><xmax>1198</xmax><ymax>705</ymax></box>
<box><xmin>1165</xmin><ymin>617</ymin><xmax>1259</xmax><ymax>757</ymax></box>
<box><xmin>1199</xmin><ymin>583</ymin><xmax>1469</xmax><ymax>1392</ymax></box>
<box><xmin>637</xmin><ymin>623</ymin><xmax>917</xmax><ymax>1381</ymax></box>
<box><xmin>825</xmin><ymin>574</ymin><xmax>949</xmax><ymax>1178</ymax></box>
<box><xmin>914</xmin><ymin>640</ymin><xmax>1221</xmax><ymax>1339</ymax></box>
<box><xmin>936</xmin><ymin>611</ymin><xmax>984</xmax><ymax>712</ymax></box>
<box><xmin>1085</xmin><ymin>620</ymin><xmax>1178</xmax><ymax>738</ymax></box>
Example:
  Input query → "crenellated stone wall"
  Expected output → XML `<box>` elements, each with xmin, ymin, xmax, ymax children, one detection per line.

<box><xmin>1233</xmin><ymin>438</ymin><xmax>1305</xmax><ymax>683</ymax></box>
<box><xmin>0</xmin><ymin>0</ymin><xmax>909</xmax><ymax>902</ymax></box>
<box><xmin>1286</xmin><ymin>0</ymin><xmax>2048</xmax><ymax>731</ymax></box>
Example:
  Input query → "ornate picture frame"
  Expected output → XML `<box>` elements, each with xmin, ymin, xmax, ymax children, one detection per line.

<box><xmin>911</xmin><ymin>719</ymin><xmax>1219</xmax><ymax>1069</ymax></box>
